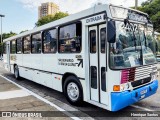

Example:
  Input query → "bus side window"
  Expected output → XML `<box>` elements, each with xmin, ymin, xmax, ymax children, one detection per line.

<box><xmin>23</xmin><ymin>35</ymin><xmax>31</xmax><ymax>54</ymax></box>
<box><xmin>31</xmin><ymin>33</ymin><xmax>41</xmax><ymax>53</ymax></box>
<box><xmin>16</xmin><ymin>38</ymin><xmax>22</xmax><ymax>54</ymax></box>
<box><xmin>10</xmin><ymin>40</ymin><xmax>16</xmax><ymax>54</ymax></box>
<box><xmin>90</xmin><ymin>30</ymin><xmax>96</xmax><ymax>53</ymax></box>
<box><xmin>43</xmin><ymin>29</ymin><xmax>57</xmax><ymax>53</ymax></box>
<box><xmin>58</xmin><ymin>22</ymin><xmax>82</xmax><ymax>53</ymax></box>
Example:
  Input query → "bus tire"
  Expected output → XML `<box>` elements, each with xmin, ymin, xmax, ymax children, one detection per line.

<box><xmin>63</xmin><ymin>76</ymin><xmax>83</xmax><ymax>106</ymax></box>
<box><xmin>14</xmin><ymin>65</ymin><xmax>20</xmax><ymax>80</ymax></box>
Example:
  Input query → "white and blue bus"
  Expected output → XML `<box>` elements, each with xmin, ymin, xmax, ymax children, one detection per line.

<box><xmin>3</xmin><ymin>4</ymin><xmax>158</xmax><ymax>111</ymax></box>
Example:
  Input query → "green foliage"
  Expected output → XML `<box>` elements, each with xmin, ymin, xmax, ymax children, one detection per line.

<box><xmin>0</xmin><ymin>31</ymin><xmax>17</xmax><ymax>40</ymax></box>
<box><xmin>0</xmin><ymin>31</ymin><xmax>17</xmax><ymax>54</ymax></box>
<box><xmin>141</xmin><ymin>0</ymin><xmax>153</xmax><ymax>6</ymax></box>
<box><xmin>137</xmin><ymin>0</ymin><xmax>160</xmax><ymax>32</ymax></box>
<box><xmin>36</xmin><ymin>12</ymin><xmax>69</xmax><ymax>27</ymax></box>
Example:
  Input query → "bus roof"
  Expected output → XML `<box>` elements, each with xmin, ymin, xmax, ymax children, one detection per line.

<box><xmin>3</xmin><ymin>4</ymin><xmax>109</xmax><ymax>42</ymax></box>
<box><xmin>3</xmin><ymin>4</ymin><xmax>150</xmax><ymax>42</ymax></box>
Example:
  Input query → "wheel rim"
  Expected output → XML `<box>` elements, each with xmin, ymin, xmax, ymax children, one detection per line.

<box><xmin>67</xmin><ymin>82</ymin><xmax>79</xmax><ymax>101</ymax></box>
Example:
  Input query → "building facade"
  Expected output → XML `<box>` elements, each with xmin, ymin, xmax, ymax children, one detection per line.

<box><xmin>38</xmin><ymin>2</ymin><xmax>60</xmax><ymax>19</ymax></box>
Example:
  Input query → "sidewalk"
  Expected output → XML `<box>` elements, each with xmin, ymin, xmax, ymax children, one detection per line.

<box><xmin>0</xmin><ymin>75</ymin><xmax>71</xmax><ymax>120</ymax></box>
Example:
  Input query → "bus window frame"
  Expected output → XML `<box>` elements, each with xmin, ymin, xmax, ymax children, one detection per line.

<box><xmin>23</xmin><ymin>35</ymin><xmax>31</xmax><ymax>54</ymax></box>
<box><xmin>10</xmin><ymin>40</ymin><xmax>16</xmax><ymax>54</ymax></box>
<box><xmin>42</xmin><ymin>28</ymin><xmax>57</xmax><ymax>54</ymax></box>
<box><xmin>31</xmin><ymin>32</ymin><xmax>42</xmax><ymax>54</ymax></box>
<box><xmin>16</xmin><ymin>37</ymin><xmax>23</xmax><ymax>54</ymax></box>
<box><xmin>58</xmin><ymin>21</ymin><xmax>82</xmax><ymax>54</ymax></box>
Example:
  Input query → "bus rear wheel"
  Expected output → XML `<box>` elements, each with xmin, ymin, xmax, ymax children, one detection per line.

<box><xmin>63</xmin><ymin>76</ymin><xmax>83</xmax><ymax>105</ymax></box>
<box><xmin>14</xmin><ymin>65</ymin><xmax>20</xmax><ymax>80</ymax></box>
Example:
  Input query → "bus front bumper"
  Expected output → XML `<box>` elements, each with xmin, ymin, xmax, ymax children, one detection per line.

<box><xmin>111</xmin><ymin>80</ymin><xmax>158</xmax><ymax>111</ymax></box>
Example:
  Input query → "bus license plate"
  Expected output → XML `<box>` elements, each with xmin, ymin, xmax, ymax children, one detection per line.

<box><xmin>140</xmin><ymin>89</ymin><xmax>147</xmax><ymax>95</ymax></box>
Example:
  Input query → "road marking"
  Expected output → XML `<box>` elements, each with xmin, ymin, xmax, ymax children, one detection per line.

<box><xmin>131</xmin><ymin>105</ymin><xmax>155</xmax><ymax>111</ymax></box>
<box><xmin>0</xmin><ymin>90</ymin><xmax>30</xmax><ymax>100</ymax></box>
<box><xmin>0</xmin><ymin>75</ymin><xmax>82</xmax><ymax>120</ymax></box>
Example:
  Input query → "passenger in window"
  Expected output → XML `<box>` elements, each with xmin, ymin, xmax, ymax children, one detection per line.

<box><xmin>44</xmin><ymin>44</ymin><xmax>50</xmax><ymax>53</ymax></box>
<box><xmin>60</xmin><ymin>45</ymin><xmax>65</xmax><ymax>52</ymax></box>
<box><xmin>66</xmin><ymin>33</ymin><xmax>70</xmax><ymax>38</ymax></box>
<box><xmin>71</xmin><ymin>40</ymin><xmax>76</xmax><ymax>52</ymax></box>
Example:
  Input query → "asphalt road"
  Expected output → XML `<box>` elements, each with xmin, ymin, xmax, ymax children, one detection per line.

<box><xmin>0</xmin><ymin>61</ymin><xmax>160</xmax><ymax>120</ymax></box>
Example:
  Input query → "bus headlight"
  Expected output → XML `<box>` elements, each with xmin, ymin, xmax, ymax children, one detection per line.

<box><xmin>125</xmin><ymin>83</ymin><xmax>130</xmax><ymax>89</ymax></box>
<box><xmin>151</xmin><ymin>72</ymin><xmax>157</xmax><ymax>80</ymax></box>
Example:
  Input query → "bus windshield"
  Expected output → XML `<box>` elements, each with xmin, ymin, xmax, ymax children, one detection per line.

<box><xmin>109</xmin><ymin>21</ymin><xmax>157</xmax><ymax>69</ymax></box>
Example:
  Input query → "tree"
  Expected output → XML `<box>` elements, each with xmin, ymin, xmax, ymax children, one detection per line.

<box><xmin>137</xmin><ymin>0</ymin><xmax>160</xmax><ymax>32</ymax></box>
<box><xmin>0</xmin><ymin>31</ymin><xmax>17</xmax><ymax>55</ymax></box>
<box><xmin>141</xmin><ymin>0</ymin><xmax>153</xmax><ymax>6</ymax></box>
<box><xmin>36</xmin><ymin>12</ymin><xmax>69</xmax><ymax>27</ymax></box>
<box><xmin>0</xmin><ymin>31</ymin><xmax>17</xmax><ymax>40</ymax></box>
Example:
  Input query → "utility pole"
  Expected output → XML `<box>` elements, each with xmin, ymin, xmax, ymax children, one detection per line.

<box><xmin>135</xmin><ymin>0</ymin><xmax>138</xmax><ymax>10</ymax></box>
<box><xmin>0</xmin><ymin>14</ymin><xmax>5</xmax><ymax>58</ymax></box>
<box><xmin>0</xmin><ymin>14</ymin><xmax>5</xmax><ymax>43</ymax></box>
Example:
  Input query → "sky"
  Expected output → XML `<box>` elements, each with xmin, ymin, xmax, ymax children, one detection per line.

<box><xmin>0</xmin><ymin>0</ymin><xmax>147</xmax><ymax>34</ymax></box>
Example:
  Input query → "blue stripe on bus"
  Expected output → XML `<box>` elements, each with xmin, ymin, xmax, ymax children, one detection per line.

<box><xmin>111</xmin><ymin>80</ymin><xmax>158</xmax><ymax>111</ymax></box>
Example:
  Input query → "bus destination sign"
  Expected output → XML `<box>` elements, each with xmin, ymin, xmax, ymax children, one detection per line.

<box><xmin>110</xmin><ymin>5</ymin><xmax>149</xmax><ymax>23</ymax></box>
<box><xmin>128</xmin><ymin>11</ymin><xmax>148</xmax><ymax>23</ymax></box>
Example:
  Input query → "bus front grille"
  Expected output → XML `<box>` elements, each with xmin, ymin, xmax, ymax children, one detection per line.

<box><xmin>131</xmin><ymin>77</ymin><xmax>151</xmax><ymax>87</ymax></box>
<box><xmin>132</xmin><ymin>65</ymin><xmax>157</xmax><ymax>88</ymax></box>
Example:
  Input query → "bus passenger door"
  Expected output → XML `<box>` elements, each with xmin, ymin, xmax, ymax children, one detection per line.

<box><xmin>89</xmin><ymin>24</ymin><xmax>108</xmax><ymax>105</ymax></box>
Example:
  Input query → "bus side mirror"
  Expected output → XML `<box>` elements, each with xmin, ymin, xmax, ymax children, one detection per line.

<box><xmin>107</xmin><ymin>21</ymin><xmax>116</xmax><ymax>43</ymax></box>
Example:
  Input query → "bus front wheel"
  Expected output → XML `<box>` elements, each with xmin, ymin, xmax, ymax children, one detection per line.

<box><xmin>14</xmin><ymin>65</ymin><xmax>20</xmax><ymax>80</ymax></box>
<box><xmin>63</xmin><ymin>76</ymin><xmax>83</xmax><ymax>105</ymax></box>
